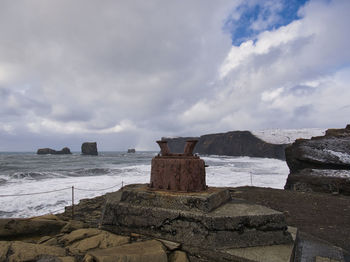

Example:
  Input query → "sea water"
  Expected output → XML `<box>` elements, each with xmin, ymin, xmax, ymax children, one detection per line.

<box><xmin>0</xmin><ymin>152</ymin><xmax>289</xmax><ymax>218</ymax></box>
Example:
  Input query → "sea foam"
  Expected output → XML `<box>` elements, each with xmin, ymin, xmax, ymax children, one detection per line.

<box><xmin>0</xmin><ymin>152</ymin><xmax>289</xmax><ymax>218</ymax></box>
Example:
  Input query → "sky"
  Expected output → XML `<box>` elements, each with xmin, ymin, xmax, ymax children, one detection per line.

<box><xmin>0</xmin><ymin>0</ymin><xmax>349</xmax><ymax>151</ymax></box>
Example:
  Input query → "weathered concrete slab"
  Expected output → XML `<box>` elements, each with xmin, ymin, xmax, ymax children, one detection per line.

<box><xmin>119</xmin><ymin>184</ymin><xmax>231</xmax><ymax>212</ymax></box>
<box><xmin>101</xmin><ymin>184</ymin><xmax>292</xmax><ymax>249</ymax></box>
<box><xmin>225</xmin><ymin>243</ymin><xmax>294</xmax><ymax>262</ymax></box>
<box><xmin>293</xmin><ymin>231</ymin><xmax>348</xmax><ymax>262</ymax></box>
<box><xmin>180</xmin><ymin>227</ymin><xmax>297</xmax><ymax>262</ymax></box>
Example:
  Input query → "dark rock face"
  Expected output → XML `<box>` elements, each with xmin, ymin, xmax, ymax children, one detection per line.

<box><xmin>37</xmin><ymin>147</ymin><xmax>72</xmax><ymax>155</ymax></box>
<box><xmin>127</xmin><ymin>149</ymin><xmax>136</xmax><ymax>153</ymax></box>
<box><xmin>285</xmin><ymin>169</ymin><xmax>350</xmax><ymax>194</ymax></box>
<box><xmin>81</xmin><ymin>142</ymin><xmax>98</xmax><ymax>155</ymax></box>
<box><xmin>162</xmin><ymin>131</ymin><xmax>288</xmax><ymax>160</ymax></box>
<box><xmin>60</xmin><ymin>147</ymin><xmax>71</xmax><ymax>154</ymax></box>
<box><xmin>284</xmin><ymin>125</ymin><xmax>350</xmax><ymax>195</ymax></box>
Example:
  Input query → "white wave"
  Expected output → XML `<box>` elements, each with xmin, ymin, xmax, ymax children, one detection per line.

<box><xmin>0</xmin><ymin>155</ymin><xmax>289</xmax><ymax>218</ymax></box>
<box><xmin>205</xmin><ymin>156</ymin><xmax>289</xmax><ymax>189</ymax></box>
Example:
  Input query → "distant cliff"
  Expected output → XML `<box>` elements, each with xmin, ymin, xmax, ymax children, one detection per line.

<box><xmin>162</xmin><ymin>131</ymin><xmax>288</xmax><ymax>160</ymax></box>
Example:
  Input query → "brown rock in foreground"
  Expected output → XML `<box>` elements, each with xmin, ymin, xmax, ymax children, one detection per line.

<box><xmin>84</xmin><ymin>240</ymin><xmax>168</xmax><ymax>262</ymax></box>
<box><xmin>0</xmin><ymin>215</ymin><xmax>66</xmax><ymax>240</ymax></box>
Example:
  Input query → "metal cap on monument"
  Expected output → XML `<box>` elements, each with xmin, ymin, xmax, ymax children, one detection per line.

<box><xmin>149</xmin><ymin>139</ymin><xmax>207</xmax><ymax>192</ymax></box>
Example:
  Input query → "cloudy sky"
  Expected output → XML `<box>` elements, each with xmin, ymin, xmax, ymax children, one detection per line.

<box><xmin>0</xmin><ymin>0</ymin><xmax>349</xmax><ymax>151</ymax></box>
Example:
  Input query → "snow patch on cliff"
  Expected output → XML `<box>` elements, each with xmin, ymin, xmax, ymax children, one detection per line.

<box><xmin>252</xmin><ymin>128</ymin><xmax>326</xmax><ymax>144</ymax></box>
<box><xmin>324</xmin><ymin>150</ymin><xmax>350</xmax><ymax>164</ymax></box>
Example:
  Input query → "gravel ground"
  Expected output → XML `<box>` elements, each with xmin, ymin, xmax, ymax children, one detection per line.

<box><xmin>231</xmin><ymin>186</ymin><xmax>350</xmax><ymax>252</ymax></box>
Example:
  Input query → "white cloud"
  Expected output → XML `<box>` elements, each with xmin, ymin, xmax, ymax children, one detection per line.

<box><xmin>0</xmin><ymin>0</ymin><xmax>240</xmax><ymax>150</ymax></box>
<box><xmin>182</xmin><ymin>0</ymin><xmax>350</xmax><ymax>133</ymax></box>
<box><xmin>0</xmin><ymin>0</ymin><xmax>349</xmax><ymax>151</ymax></box>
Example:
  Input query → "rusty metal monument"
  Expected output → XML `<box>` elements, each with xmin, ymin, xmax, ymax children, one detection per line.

<box><xmin>101</xmin><ymin>139</ymin><xmax>294</xmax><ymax>261</ymax></box>
<box><xmin>150</xmin><ymin>140</ymin><xmax>206</xmax><ymax>192</ymax></box>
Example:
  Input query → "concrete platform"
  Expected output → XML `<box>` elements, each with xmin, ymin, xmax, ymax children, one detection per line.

<box><xmin>101</xmin><ymin>184</ymin><xmax>293</xmax><ymax>250</ymax></box>
<box><xmin>119</xmin><ymin>184</ymin><xmax>231</xmax><ymax>212</ymax></box>
<box><xmin>181</xmin><ymin>227</ymin><xmax>297</xmax><ymax>262</ymax></box>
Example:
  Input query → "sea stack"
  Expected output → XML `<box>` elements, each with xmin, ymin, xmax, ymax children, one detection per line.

<box><xmin>81</xmin><ymin>142</ymin><xmax>98</xmax><ymax>155</ymax></box>
<box><xmin>37</xmin><ymin>147</ymin><xmax>72</xmax><ymax>155</ymax></box>
<box><xmin>127</xmin><ymin>148</ymin><xmax>136</xmax><ymax>153</ymax></box>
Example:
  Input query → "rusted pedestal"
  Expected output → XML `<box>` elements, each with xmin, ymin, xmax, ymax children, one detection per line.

<box><xmin>149</xmin><ymin>140</ymin><xmax>206</xmax><ymax>192</ymax></box>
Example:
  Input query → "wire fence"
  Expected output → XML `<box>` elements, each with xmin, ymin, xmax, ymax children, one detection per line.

<box><xmin>0</xmin><ymin>180</ymin><xmax>128</xmax><ymax>219</ymax></box>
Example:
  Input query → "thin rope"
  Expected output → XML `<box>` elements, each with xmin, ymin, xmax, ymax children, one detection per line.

<box><xmin>74</xmin><ymin>182</ymin><xmax>122</xmax><ymax>192</ymax></box>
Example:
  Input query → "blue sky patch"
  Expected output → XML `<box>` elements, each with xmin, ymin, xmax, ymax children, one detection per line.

<box><xmin>224</xmin><ymin>0</ymin><xmax>310</xmax><ymax>46</ymax></box>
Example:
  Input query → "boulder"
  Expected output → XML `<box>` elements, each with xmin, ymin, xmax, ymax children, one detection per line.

<box><xmin>59</xmin><ymin>229</ymin><xmax>129</xmax><ymax>255</ymax></box>
<box><xmin>5</xmin><ymin>241</ymin><xmax>66</xmax><ymax>262</ymax></box>
<box><xmin>0</xmin><ymin>241</ymin><xmax>11</xmax><ymax>261</ymax></box>
<box><xmin>84</xmin><ymin>240</ymin><xmax>167</xmax><ymax>262</ymax></box>
<box><xmin>37</xmin><ymin>147</ymin><xmax>72</xmax><ymax>155</ymax></box>
<box><xmin>59</xmin><ymin>228</ymin><xmax>101</xmax><ymax>246</ymax></box>
<box><xmin>285</xmin><ymin>137</ymin><xmax>350</xmax><ymax>173</ymax></box>
<box><xmin>81</xmin><ymin>142</ymin><xmax>98</xmax><ymax>156</ymax></box>
<box><xmin>0</xmin><ymin>216</ymin><xmax>67</xmax><ymax>240</ymax></box>
<box><xmin>285</xmin><ymin>169</ymin><xmax>350</xmax><ymax>195</ymax></box>
<box><xmin>169</xmin><ymin>251</ymin><xmax>189</xmax><ymax>262</ymax></box>
<box><xmin>284</xmin><ymin>125</ymin><xmax>350</xmax><ymax>195</ymax></box>
<box><xmin>157</xmin><ymin>239</ymin><xmax>181</xmax><ymax>251</ymax></box>
<box><xmin>60</xmin><ymin>220</ymin><xmax>88</xmax><ymax>234</ymax></box>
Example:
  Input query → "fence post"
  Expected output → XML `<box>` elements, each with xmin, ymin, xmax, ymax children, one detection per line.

<box><xmin>250</xmin><ymin>173</ymin><xmax>253</xmax><ymax>186</ymax></box>
<box><xmin>72</xmin><ymin>186</ymin><xmax>74</xmax><ymax>220</ymax></box>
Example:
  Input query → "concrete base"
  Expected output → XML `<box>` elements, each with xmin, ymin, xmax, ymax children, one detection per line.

<box><xmin>101</xmin><ymin>184</ymin><xmax>293</xmax><ymax>250</ymax></box>
<box><xmin>182</xmin><ymin>227</ymin><xmax>297</xmax><ymax>262</ymax></box>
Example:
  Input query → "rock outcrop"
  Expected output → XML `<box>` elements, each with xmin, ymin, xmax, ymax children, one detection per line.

<box><xmin>162</xmin><ymin>131</ymin><xmax>288</xmax><ymax>160</ymax></box>
<box><xmin>0</xmin><ymin>214</ymin><xmax>67</xmax><ymax>240</ymax></box>
<box><xmin>0</xmin><ymin>214</ymin><xmax>188</xmax><ymax>262</ymax></box>
<box><xmin>127</xmin><ymin>149</ymin><xmax>136</xmax><ymax>153</ymax></box>
<box><xmin>284</xmin><ymin>125</ymin><xmax>350</xmax><ymax>195</ymax></box>
<box><xmin>37</xmin><ymin>147</ymin><xmax>71</xmax><ymax>155</ymax></box>
<box><xmin>81</xmin><ymin>142</ymin><xmax>98</xmax><ymax>156</ymax></box>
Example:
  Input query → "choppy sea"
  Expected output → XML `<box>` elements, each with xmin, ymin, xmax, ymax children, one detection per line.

<box><xmin>0</xmin><ymin>152</ymin><xmax>289</xmax><ymax>218</ymax></box>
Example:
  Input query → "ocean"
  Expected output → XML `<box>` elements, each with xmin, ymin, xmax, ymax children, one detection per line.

<box><xmin>0</xmin><ymin>152</ymin><xmax>289</xmax><ymax>218</ymax></box>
